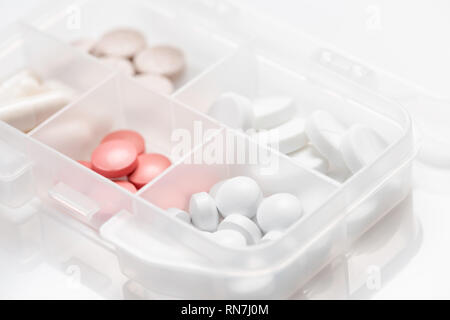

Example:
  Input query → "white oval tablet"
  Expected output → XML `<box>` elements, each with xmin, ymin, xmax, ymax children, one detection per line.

<box><xmin>256</xmin><ymin>193</ymin><xmax>303</xmax><ymax>233</ymax></box>
<box><xmin>215</xmin><ymin>176</ymin><xmax>262</xmax><ymax>218</ymax></box>
<box><xmin>253</xmin><ymin>117</ymin><xmax>308</xmax><ymax>154</ymax></box>
<box><xmin>134</xmin><ymin>46</ymin><xmax>185</xmax><ymax>79</ymax></box>
<box><xmin>218</xmin><ymin>214</ymin><xmax>262</xmax><ymax>245</ymax></box>
<box><xmin>211</xmin><ymin>229</ymin><xmax>247</xmax><ymax>248</ymax></box>
<box><xmin>340</xmin><ymin>124</ymin><xmax>388</xmax><ymax>173</ymax></box>
<box><xmin>252</xmin><ymin>96</ymin><xmax>295</xmax><ymax>130</ymax></box>
<box><xmin>93</xmin><ymin>28</ymin><xmax>146</xmax><ymax>58</ymax></box>
<box><xmin>207</xmin><ymin>92</ymin><xmax>254</xmax><ymax>130</ymax></box>
<box><xmin>260</xmin><ymin>230</ymin><xmax>284</xmax><ymax>243</ymax></box>
<box><xmin>100</xmin><ymin>57</ymin><xmax>135</xmax><ymax>76</ymax></box>
<box><xmin>189</xmin><ymin>192</ymin><xmax>219</xmax><ymax>231</ymax></box>
<box><xmin>134</xmin><ymin>74</ymin><xmax>174</xmax><ymax>95</ymax></box>
<box><xmin>305</xmin><ymin>110</ymin><xmax>347</xmax><ymax>170</ymax></box>
<box><xmin>167</xmin><ymin>208</ymin><xmax>191</xmax><ymax>224</ymax></box>
<box><xmin>288</xmin><ymin>145</ymin><xmax>328</xmax><ymax>173</ymax></box>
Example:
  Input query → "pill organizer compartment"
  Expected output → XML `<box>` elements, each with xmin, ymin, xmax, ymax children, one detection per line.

<box><xmin>0</xmin><ymin>23</ymin><xmax>116</xmax><ymax>133</ymax></box>
<box><xmin>175</xmin><ymin>50</ymin><xmax>410</xmax><ymax>180</ymax></box>
<box><xmin>28</xmin><ymin>73</ymin><xmax>223</xmax><ymax>226</ymax></box>
<box><xmin>102</xmin><ymin>131</ymin><xmax>342</xmax><ymax>298</ymax></box>
<box><xmin>0</xmin><ymin>0</ymin><xmax>417</xmax><ymax>299</ymax></box>
<box><xmin>27</xmin><ymin>0</ymin><xmax>237</xmax><ymax>88</ymax></box>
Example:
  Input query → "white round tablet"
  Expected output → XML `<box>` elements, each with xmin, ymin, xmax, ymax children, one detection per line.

<box><xmin>260</xmin><ymin>230</ymin><xmax>284</xmax><ymax>243</ymax></box>
<box><xmin>254</xmin><ymin>117</ymin><xmax>308</xmax><ymax>154</ymax></box>
<box><xmin>189</xmin><ymin>192</ymin><xmax>219</xmax><ymax>232</ymax></box>
<box><xmin>252</xmin><ymin>96</ymin><xmax>295</xmax><ymax>130</ymax></box>
<box><xmin>134</xmin><ymin>74</ymin><xmax>174</xmax><ymax>95</ymax></box>
<box><xmin>211</xmin><ymin>229</ymin><xmax>247</xmax><ymax>248</ymax></box>
<box><xmin>93</xmin><ymin>28</ymin><xmax>146</xmax><ymax>58</ymax></box>
<box><xmin>218</xmin><ymin>214</ymin><xmax>262</xmax><ymax>245</ymax></box>
<box><xmin>207</xmin><ymin>92</ymin><xmax>254</xmax><ymax>130</ymax></box>
<box><xmin>209</xmin><ymin>180</ymin><xmax>226</xmax><ymax>198</ymax></box>
<box><xmin>340</xmin><ymin>124</ymin><xmax>388</xmax><ymax>173</ymax></box>
<box><xmin>256</xmin><ymin>193</ymin><xmax>303</xmax><ymax>233</ymax></box>
<box><xmin>166</xmin><ymin>208</ymin><xmax>191</xmax><ymax>224</ymax></box>
<box><xmin>100</xmin><ymin>57</ymin><xmax>135</xmax><ymax>76</ymax></box>
<box><xmin>288</xmin><ymin>145</ymin><xmax>329</xmax><ymax>173</ymax></box>
<box><xmin>305</xmin><ymin>110</ymin><xmax>347</xmax><ymax>170</ymax></box>
<box><xmin>134</xmin><ymin>45</ymin><xmax>185</xmax><ymax>79</ymax></box>
<box><xmin>214</xmin><ymin>176</ymin><xmax>262</xmax><ymax>218</ymax></box>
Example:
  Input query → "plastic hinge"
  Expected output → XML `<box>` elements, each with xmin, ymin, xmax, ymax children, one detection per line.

<box><xmin>314</xmin><ymin>48</ymin><xmax>378</xmax><ymax>89</ymax></box>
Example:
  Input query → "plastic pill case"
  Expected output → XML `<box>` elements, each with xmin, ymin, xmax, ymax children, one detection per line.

<box><xmin>0</xmin><ymin>0</ymin><xmax>417</xmax><ymax>299</ymax></box>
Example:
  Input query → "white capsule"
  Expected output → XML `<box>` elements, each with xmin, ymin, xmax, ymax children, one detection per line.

<box><xmin>257</xmin><ymin>193</ymin><xmax>303</xmax><ymax>233</ymax></box>
<box><xmin>167</xmin><ymin>208</ymin><xmax>191</xmax><ymax>224</ymax></box>
<box><xmin>218</xmin><ymin>214</ymin><xmax>262</xmax><ymax>245</ymax></box>
<box><xmin>252</xmin><ymin>96</ymin><xmax>295</xmax><ymax>130</ymax></box>
<box><xmin>260</xmin><ymin>230</ymin><xmax>284</xmax><ymax>243</ymax></box>
<box><xmin>214</xmin><ymin>176</ymin><xmax>263</xmax><ymax>218</ymax></box>
<box><xmin>207</xmin><ymin>92</ymin><xmax>254</xmax><ymax>129</ymax></box>
<box><xmin>189</xmin><ymin>192</ymin><xmax>219</xmax><ymax>232</ymax></box>
<box><xmin>0</xmin><ymin>89</ymin><xmax>73</xmax><ymax>132</ymax></box>
<box><xmin>0</xmin><ymin>70</ymin><xmax>42</xmax><ymax>102</ymax></box>
<box><xmin>288</xmin><ymin>145</ymin><xmax>328</xmax><ymax>173</ymax></box>
<box><xmin>340</xmin><ymin>124</ymin><xmax>388</xmax><ymax>173</ymax></box>
<box><xmin>305</xmin><ymin>110</ymin><xmax>347</xmax><ymax>171</ymax></box>
<box><xmin>211</xmin><ymin>229</ymin><xmax>247</xmax><ymax>248</ymax></box>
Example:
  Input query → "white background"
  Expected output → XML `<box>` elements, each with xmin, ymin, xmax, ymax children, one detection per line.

<box><xmin>1</xmin><ymin>0</ymin><xmax>450</xmax><ymax>299</ymax></box>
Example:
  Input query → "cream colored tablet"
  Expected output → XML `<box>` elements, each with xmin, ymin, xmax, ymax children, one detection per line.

<box><xmin>134</xmin><ymin>45</ymin><xmax>185</xmax><ymax>79</ymax></box>
<box><xmin>100</xmin><ymin>57</ymin><xmax>135</xmax><ymax>76</ymax></box>
<box><xmin>93</xmin><ymin>28</ymin><xmax>146</xmax><ymax>58</ymax></box>
<box><xmin>71</xmin><ymin>38</ymin><xmax>96</xmax><ymax>54</ymax></box>
<box><xmin>134</xmin><ymin>74</ymin><xmax>174</xmax><ymax>95</ymax></box>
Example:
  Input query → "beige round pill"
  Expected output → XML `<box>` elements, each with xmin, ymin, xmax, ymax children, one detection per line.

<box><xmin>71</xmin><ymin>38</ymin><xmax>96</xmax><ymax>54</ymax></box>
<box><xmin>100</xmin><ymin>57</ymin><xmax>135</xmax><ymax>76</ymax></box>
<box><xmin>133</xmin><ymin>45</ymin><xmax>185</xmax><ymax>79</ymax></box>
<box><xmin>134</xmin><ymin>74</ymin><xmax>174</xmax><ymax>95</ymax></box>
<box><xmin>93</xmin><ymin>28</ymin><xmax>146</xmax><ymax>58</ymax></box>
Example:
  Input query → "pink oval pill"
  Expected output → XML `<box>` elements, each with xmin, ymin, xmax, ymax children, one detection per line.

<box><xmin>91</xmin><ymin>140</ymin><xmax>138</xmax><ymax>178</ymax></box>
<box><xmin>77</xmin><ymin>160</ymin><xmax>92</xmax><ymax>169</ymax></box>
<box><xmin>129</xmin><ymin>153</ymin><xmax>172</xmax><ymax>189</ymax></box>
<box><xmin>101</xmin><ymin>130</ymin><xmax>145</xmax><ymax>155</ymax></box>
<box><xmin>115</xmin><ymin>180</ymin><xmax>137</xmax><ymax>193</ymax></box>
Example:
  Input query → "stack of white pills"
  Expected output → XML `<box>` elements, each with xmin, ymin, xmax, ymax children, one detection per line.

<box><xmin>167</xmin><ymin>176</ymin><xmax>304</xmax><ymax>247</ymax></box>
<box><xmin>72</xmin><ymin>28</ymin><xmax>186</xmax><ymax>95</ymax></box>
<box><xmin>0</xmin><ymin>70</ymin><xmax>75</xmax><ymax>132</ymax></box>
<box><xmin>208</xmin><ymin>92</ymin><xmax>388</xmax><ymax>181</ymax></box>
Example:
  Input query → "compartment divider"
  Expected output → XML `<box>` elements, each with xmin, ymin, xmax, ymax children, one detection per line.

<box><xmin>136</xmin><ymin>126</ymin><xmax>226</xmax><ymax>196</ymax></box>
<box><xmin>27</xmin><ymin>73</ymin><xmax>117</xmax><ymax>136</ymax></box>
